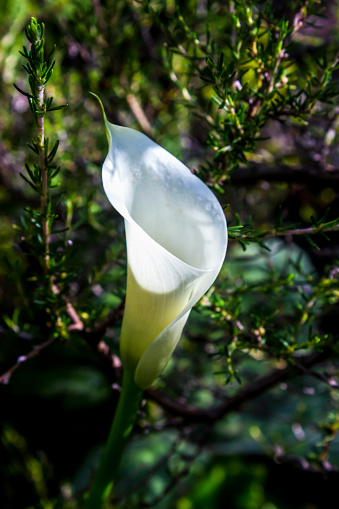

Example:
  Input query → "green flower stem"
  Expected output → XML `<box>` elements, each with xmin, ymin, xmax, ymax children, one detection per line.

<box><xmin>84</xmin><ymin>368</ymin><xmax>144</xmax><ymax>509</ymax></box>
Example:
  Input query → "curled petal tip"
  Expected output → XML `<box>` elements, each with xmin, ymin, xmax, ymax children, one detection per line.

<box><xmin>90</xmin><ymin>92</ymin><xmax>110</xmax><ymax>142</ymax></box>
<box><xmin>90</xmin><ymin>92</ymin><xmax>106</xmax><ymax>119</ymax></box>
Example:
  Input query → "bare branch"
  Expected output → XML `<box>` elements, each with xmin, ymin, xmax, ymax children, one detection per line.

<box><xmin>231</xmin><ymin>163</ymin><xmax>339</xmax><ymax>187</ymax></box>
<box><xmin>0</xmin><ymin>337</ymin><xmax>57</xmax><ymax>385</ymax></box>
<box><xmin>147</xmin><ymin>350</ymin><xmax>326</xmax><ymax>423</ymax></box>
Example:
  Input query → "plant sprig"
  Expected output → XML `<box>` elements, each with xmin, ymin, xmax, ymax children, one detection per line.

<box><xmin>228</xmin><ymin>211</ymin><xmax>339</xmax><ymax>250</ymax></box>
<box><xmin>157</xmin><ymin>1</ymin><xmax>339</xmax><ymax>181</ymax></box>
<box><xmin>14</xmin><ymin>17</ymin><xmax>67</xmax><ymax>280</ymax></box>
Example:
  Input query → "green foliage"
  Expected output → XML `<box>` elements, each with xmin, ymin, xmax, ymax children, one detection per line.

<box><xmin>158</xmin><ymin>0</ymin><xmax>339</xmax><ymax>179</ymax></box>
<box><xmin>1</xmin><ymin>1</ymin><xmax>339</xmax><ymax>509</ymax></box>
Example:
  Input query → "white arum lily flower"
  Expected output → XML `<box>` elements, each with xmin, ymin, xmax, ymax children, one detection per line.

<box><xmin>97</xmin><ymin>97</ymin><xmax>227</xmax><ymax>389</ymax></box>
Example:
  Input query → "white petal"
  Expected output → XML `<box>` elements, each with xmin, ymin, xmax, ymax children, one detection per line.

<box><xmin>101</xmin><ymin>111</ymin><xmax>227</xmax><ymax>389</ymax></box>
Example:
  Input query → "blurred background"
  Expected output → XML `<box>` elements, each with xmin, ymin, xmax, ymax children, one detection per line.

<box><xmin>1</xmin><ymin>1</ymin><xmax>339</xmax><ymax>508</ymax></box>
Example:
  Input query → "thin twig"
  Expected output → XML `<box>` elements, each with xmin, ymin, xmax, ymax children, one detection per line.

<box><xmin>126</xmin><ymin>93</ymin><xmax>152</xmax><ymax>136</ymax></box>
<box><xmin>293</xmin><ymin>359</ymin><xmax>339</xmax><ymax>389</ymax></box>
<box><xmin>36</xmin><ymin>82</ymin><xmax>50</xmax><ymax>274</ymax></box>
<box><xmin>247</xmin><ymin>2</ymin><xmax>309</xmax><ymax>119</ymax></box>
<box><xmin>0</xmin><ymin>299</ymin><xmax>125</xmax><ymax>385</ymax></box>
<box><xmin>230</xmin><ymin>163</ymin><xmax>339</xmax><ymax>186</ymax></box>
<box><xmin>269</xmin><ymin>224</ymin><xmax>339</xmax><ymax>238</ymax></box>
<box><xmin>147</xmin><ymin>350</ymin><xmax>326</xmax><ymax>423</ymax></box>
<box><xmin>0</xmin><ymin>337</ymin><xmax>57</xmax><ymax>385</ymax></box>
<box><xmin>52</xmin><ymin>284</ymin><xmax>84</xmax><ymax>331</ymax></box>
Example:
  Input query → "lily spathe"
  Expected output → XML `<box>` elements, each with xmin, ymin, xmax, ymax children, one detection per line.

<box><xmin>97</xmin><ymin>96</ymin><xmax>227</xmax><ymax>389</ymax></box>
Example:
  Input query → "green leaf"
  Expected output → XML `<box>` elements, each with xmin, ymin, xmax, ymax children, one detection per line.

<box><xmin>27</xmin><ymin>143</ymin><xmax>39</xmax><ymax>155</ymax></box>
<box><xmin>50</xmin><ymin>166</ymin><xmax>61</xmax><ymax>179</ymax></box>
<box><xmin>47</xmin><ymin>104</ymin><xmax>68</xmax><ymax>112</ymax></box>
<box><xmin>44</xmin><ymin>44</ymin><xmax>56</xmax><ymax>62</ymax></box>
<box><xmin>43</xmin><ymin>60</ymin><xmax>55</xmax><ymax>81</ymax></box>
<box><xmin>46</xmin><ymin>96</ymin><xmax>54</xmax><ymax>109</ymax></box>
<box><xmin>217</xmin><ymin>52</ymin><xmax>224</xmax><ymax>72</ymax></box>
<box><xmin>51</xmin><ymin>227</ymin><xmax>69</xmax><ymax>234</ymax></box>
<box><xmin>25</xmin><ymin>163</ymin><xmax>37</xmax><ymax>183</ymax></box>
<box><xmin>44</xmin><ymin>69</ymin><xmax>53</xmax><ymax>83</ymax></box>
<box><xmin>305</xmin><ymin>235</ymin><xmax>320</xmax><ymax>250</ymax></box>
<box><xmin>48</xmin><ymin>140</ymin><xmax>59</xmax><ymax>163</ymax></box>
<box><xmin>20</xmin><ymin>173</ymin><xmax>37</xmax><ymax>191</ymax></box>
<box><xmin>13</xmin><ymin>83</ymin><xmax>33</xmax><ymax>99</ymax></box>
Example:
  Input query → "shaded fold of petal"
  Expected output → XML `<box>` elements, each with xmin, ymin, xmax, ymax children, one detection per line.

<box><xmin>120</xmin><ymin>219</ymin><xmax>211</xmax><ymax>386</ymax></box>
